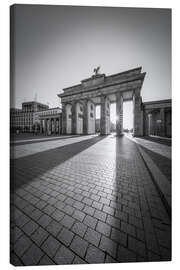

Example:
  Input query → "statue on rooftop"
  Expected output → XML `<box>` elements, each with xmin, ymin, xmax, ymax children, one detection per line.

<box><xmin>93</xmin><ymin>66</ymin><xmax>101</xmax><ymax>76</ymax></box>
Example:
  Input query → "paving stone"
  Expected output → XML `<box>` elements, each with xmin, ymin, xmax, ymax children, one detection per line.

<box><xmin>54</xmin><ymin>201</ymin><xmax>65</xmax><ymax>210</ymax></box>
<box><xmin>92</xmin><ymin>201</ymin><xmax>103</xmax><ymax>210</ymax></box>
<box><xmin>94</xmin><ymin>209</ymin><xmax>107</xmax><ymax>222</ymax></box>
<box><xmin>23</xmin><ymin>204</ymin><xmax>36</xmax><ymax>215</ymax></box>
<box><xmin>12</xmin><ymin>226</ymin><xmax>23</xmax><ymax>243</ymax></box>
<box><xmin>128</xmin><ymin>236</ymin><xmax>147</xmax><ymax>258</ymax></box>
<box><xmin>36</xmin><ymin>200</ymin><xmax>47</xmax><ymax>210</ymax></box>
<box><xmin>117</xmin><ymin>245</ymin><xmax>136</xmax><ymax>262</ymax></box>
<box><xmin>84</xmin><ymin>227</ymin><xmax>101</xmax><ymax>247</ymax></box>
<box><xmin>38</xmin><ymin>255</ymin><xmax>56</xmax><ymax>265</ymax></box>
<box><xmin>129</xmin><ymin>215</ymin><xmax>143</xmax><ymax>229</ymax></box>
<box><xmin>54</xmin><ymin>245</ymin><xmax>75</xmax><ymax>264</ymax></box>
<box><xmin>82</xmin><ymin>197</ymin><xmax>93</xmax><ymax>206</ymax></box>
<box><xmin>91</xmin><ymin>194</ymin><xmax>100</xmax><ymax>201</ymax></box>
<box><xmin>63</xmin><ymin>205</ymin><xmax>75</xmax><ymax>216</ymax></box>
<box><xmin>121</xmin><ymin>221</ymin><xmax>136</xmax><ymax>237</ymax></box>
<box><xmin>14</xmin><ymin>234</ymin><xmax>32</xmax><ymax>257</ymax></box>
<box><xmin>72</xmin><ymin>222</ymin><xmax>87</xmax><ymax>238</ymax></box>
<box><xmin>51</xmin><ymin>209</ymin><xmax>65</xmax><ymax>222</ymax></box>
<box><xmin>148</xmin><ymin>251</ymin><xmax>161</xmax><ymax>261</ymax></box>
<box><xmin>43</xmin><ymin>204</ymin><xmax>56</xmax><ymax>215</ymax></box>
<box><xmin>47</xmin><ymin>197</ymin><xmax>57</xmax><ymax>205</ymax></box>
<box><xmin>14</xmin><ymin>213</ymin><xmax>30</xmax><ymax>228</ymax></box>
<box><xmin>103</xmin><ymin>205</ymin><xmax>115</xmax><ymax>216</ymax></box>
<box><xmin>74</xmin><ymin>201</ymin><xmax>84</xmax><ymax>210</ymax></box>
<box><xmin>85</xmin><ymin>245</ymin><xmax>105</xmax><ymax>264</ymax></box>
<box><xmin>73</xmin><ymin>193</ymin><xmax>84</xmax><ymax>201</ymax></box>
<box><xmin>22</xmin><ymin>220</ymin><xmax>39</xmax><ymax>236</ymax></box>
<box><xmin>99</xmin><ymin>197</ymin><xmax>110</xmax><ymax>205</ymax></box>
<box><xmin>83</xmin><ymin>205</ymin><xmax>95</xmax><ymax>216</ymax></box>
<box><xmin>115</xmin><ymin>210</ymin><xmax>128</xmax><ymax>222</ymax></box>
<box><xmin>72</xmin><ymin>209</ymin><xmax>85</xmax><ymax>222</ymax></box>
<box><xmin>99</xmin><ymin>235</ymin><xmax>117</xmax><ymax>258</ymax></box>
<box><xmin>106</xmin><ymin>215</ymin><xmax>120</xmax><ymax>229</ymax></box>
<box><xmin>10</xmin><ymin>252</ymin><xmax>23</xmax><ymax>266</ymax></box>
<box><xmin>37</xmin><ymin>214</ymin><xmax>52</xmax><ymax>228</ymax></box>
<box><xmin>84</xmin><ymin>215</ymin><xmax>98</xmax><ymax>229</ymax></box>
<box><xmin>50</xmin><ymin>190</ymin><xmax>59</xmax><ymax>197</ymax></box>
<box><xmin>96</xmin><ymin>221</ymin><xmax>111</xmax><ymax>237</ymax></box>
<box><xmin>57</xmin><ymin>227</ymin><xmax>74</xmax><ymax>246</ymax></box>
<box><xmin>73</xmin><ymin>256</ymin><xmax>86</xmax><ymax>264</ymax></box>
<box><xmin>61</xmin><ymin>215</ymin><xmax>75</xmax><ymax>229</ymax></box>
<box><xmin>31</xmin><ymin>227</ymin><xmax>49</xmax><ymax>246</ymax></box>
<box><xmin>40</xmin><ymin>194</ymin><xmax>51</xmax><ymax>201</ymax></box>
<box><xmin>21</xmin><ymin>243</ymin><xmax>44</xmax><ymax>265</ymax></box>
<box><xmin>64</xmin><ymin>197</ymin><xmax>75</xmax><ymax>206</ymax></box>
<box><xmin>31</xmin><ymin>208</ymin><xmax>43</xmax><ymax>221</ymax></box>
<box><xmin>105</xmin><ymin>255</ymin><xmax>117</xmax><ymax>263</ymax></box>
<box><xmin>70</xmin><ymin>236</ymin><xmax>89</xmax><ymax>258</ymax></box>
<box><xmin>41</xmin><ymin>235</ymin><xmax>61</xmax><ymax>258</ymax></box>
<box><xmin>46</xmin><ymin>220</ymin><xmax>63</xmax><ymax>237</ymax></box>
<box><xmin>111</xmin><ymin>228</ymin><xmax>127</xmax><ymax>246</ymax></box>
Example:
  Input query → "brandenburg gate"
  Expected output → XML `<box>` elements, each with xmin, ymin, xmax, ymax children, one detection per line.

<box><xmin>58</xmin><ymin>67</ymin><xmax>146</xmax><ymax>136</ymax></box>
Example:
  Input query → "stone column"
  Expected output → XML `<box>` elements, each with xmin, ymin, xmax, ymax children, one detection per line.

<box><xmin>40</xmin><ymin>120</ymin><xmax>43</xmax><ymax>134</ymax></box>
<box><xmin>151</xmin><ymin>112</ymin><xmax>156</xmax><ymax>135</ymax></box>
<box><xmin>83</xmin><ymin>99</ymin><xmax>88</xmax><ymax>134</ymax></box>
<box><xmin>59</xmin><ymin>116</ymin><xmax>61</xmax><ymax>134</ymax></box>
<box><xmin>160</xmin><ymin>108</ymin><xmax>165</xmax><ymax>137</ymax></box>
<box><xmin>116</xmin><ymin>92</ymin><xmax>123</xmax><ymax>136</ymax></box>
<box><xmin>143</xmin><ymin>110</ymin><xmax>149</xmax><ymax>136</ymax></box>
<box><xmin>133</xmin><ymin>89</ymin><xmax>143</xmax><ymax>137</ymax></box>
<box><xmin>100</xmin><ymin>96</ymin><xmax>110</xmax><ymax>135</ymax></box>
<box><xmin>51</xmin><ymin>119</ymin><xmax>54</xmax><ymax>134</ymax></box>
<box><xmin>61</xmin><ymin>103</ymin><xmax>66</xmax><ymax>134</ymax></box>
<box><xmin>44</xmin><ymin>119</ymin><xmax>47</xmax><ymax>135</ymax></box>
<box><xmin>71</xmin><ymin>101</ymin><xmax>77</xmax><ymax>134</ymax></box>
<box><xmin>47</xmin><ymin>119</ymin><xmax>49</xmax><ymax>135</ymax></box>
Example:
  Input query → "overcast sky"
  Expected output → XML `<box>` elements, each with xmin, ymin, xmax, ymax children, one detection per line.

<box><xmin>12</xmin><ymin>4</ymin><xmax>171</xmax><ymax>118</ymax></box>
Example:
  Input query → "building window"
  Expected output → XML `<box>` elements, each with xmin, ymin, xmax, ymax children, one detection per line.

<box><xmin>91</xmin><ymin>104</ymin><xmax>93</xmax><ymax>110</ymax></box>
<box><xmin>90</xmin><ymin>112</ymin><xmax>94</xmax><ymax>118</ymax></box>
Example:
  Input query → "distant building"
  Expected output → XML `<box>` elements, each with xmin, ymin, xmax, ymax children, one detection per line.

<box><xmin>10</xmin><ymin>101</ymin><xmax>49</xmax><ymax>133</ymax></box>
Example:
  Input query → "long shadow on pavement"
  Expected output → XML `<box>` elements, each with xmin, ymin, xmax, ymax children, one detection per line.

<box><xmin>11</xmin><ymin>135</ymin><xmax>106</xmax><ymax>191</ymax></box>
<box><xmin>142</xmin><ymin>136</ymin><xmax>171</xmax><ymax>146</ymax></box>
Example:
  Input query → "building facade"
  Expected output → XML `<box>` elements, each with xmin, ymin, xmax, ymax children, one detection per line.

<box><xmin>34</xmin><ymin>107</ymin><xmax>62</xmax><ymax>135</ymax></box>
<box><xmin>143</xmin><ymin>99</ymin><xmax>171</xmax><ymax>137</ymax></box>
<box><xmin>10</xmin><ymin>101</ymin><xmax>49</xmax><ymax>133</ymax></box>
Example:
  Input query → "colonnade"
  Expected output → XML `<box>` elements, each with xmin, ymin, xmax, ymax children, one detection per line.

<box><xmin>144</xmin><ymin>108</ymin><xmax>171</xmax><ymax>137</ymax></box>
<box><xmin>61</xmin><ymin>89</ymin><xmax>143</xmax><ymax>136</ymax></box>
<box><xmin>39</xmin><ymin>117</ymin><xmax>61</xmax><ymax>135</ymax></box>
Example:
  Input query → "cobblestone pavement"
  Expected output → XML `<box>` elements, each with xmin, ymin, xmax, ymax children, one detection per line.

<box><xmin>130</xmin><ymin>136</ymin><xmax>171</xmax><ymax>159</ymax></box>
<box><xmin>10</xmin><ymin>135</ymin><xmax>171</xmax><ymax>266</ymax></box>
<box><xmin>10</xmin><ymin>134</ymin><xmax>97</xmax><ymax>159</ymax></box>
<box><xmin>127</xmin><ymin>134</ymin><xmax>171</xmax><ymax>182</ymax></box>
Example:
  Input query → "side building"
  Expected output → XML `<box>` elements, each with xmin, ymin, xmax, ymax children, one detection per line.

<box><xmin>10</xmin><ymin>101</ymin><xmax>49</xmax><ymax>133</ymax></box>
<box><xmin>143</xmin><ymin>99</ymin><xmax>171</xmax><ymax>138</ymax></box>
<box><xmin>34</xmin><ymin>107</ymin><xmax>62</xmax><ymax>135</ymax></box>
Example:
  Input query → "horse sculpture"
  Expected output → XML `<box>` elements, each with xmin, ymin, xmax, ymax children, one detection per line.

<box><xmin>93</xmin><ymin>66</ymin><xmax>100</xmax><ymax>76</ymax></box>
